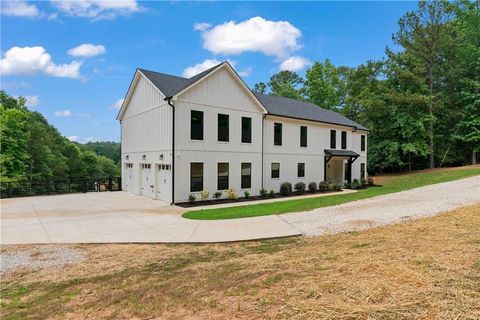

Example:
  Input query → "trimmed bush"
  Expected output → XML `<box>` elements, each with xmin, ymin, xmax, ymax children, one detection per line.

<box><xmin>188</xmin><ymin>194</ymin><xmax>196</xmax><ymax>203</ymax></box>
<box><xmin>318</xmin><ymin>181</ymin><xmax>328</xmax><ymax>192</ymax></box>
<box><xmin>368</xmin><ymin>177</ymin><xmax>374</xmax><ymax>186</ymax></box>
<box><xmin>244</xmin><ymin>191</ymin><xmax>250</xmax><ymax>199</ymax></box>
<box><xmin>280</xmin><ymin>182</ymin><xmax>292</xmax><ymax>196</ymax></box>
<box><xmin>213</xmin><ymin>191</ymin><xmax>222</xmax><ymax>199</ymax></box>
<box><xmin>225</xmin><ymin>188</ymin><xmax>238</xmax><ymax>200</ymax></box>
<box><xmin>200</xmin><ymin>190</ymin><xmax>209</xmax><ymax>200</ymax></box>
<box><xmin>351</xmin><ymin>179</ymin><xmax>360</xmax><ymax>189</ymax></box>
<box><xmin>333</xmin><ymin>183</ymin><xmax>342</xmax><ymax>191</ymax></box>
<box><xmin>308</xmin><ymin>182</ymin><xmax>317</xmax><ymax>193</ymax></box>
<box><xmin>260</xmin><ymin>188</ymin><xmax>268</xmax><ymax>198</ymax></box>
<box><xmin>269</xmin><ymin>190</ymin><xmax>275</xmax><ymax>197</ymax></box>
<box><xmin>327</xmin><ymin>182</ymin><xmax>335</xmax><ymax>191</ymax></box>
<box><xmin>294</xmin><ymin>182</ymin><xmax>306</xmax><ymax>194</ymax></box>
<box><xmin>360</xmin><ymin>178</ymin><xmax>367</xmax><ymax>188</ymax></box>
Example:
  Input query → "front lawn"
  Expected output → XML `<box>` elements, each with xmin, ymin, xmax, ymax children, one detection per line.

<box><xmin>183</xmin><ymin>166</ymin><xmax>479</xmax><ymax>220</ymax></box>
<box><xmin>2</xmin><ymin>204</ymin><xmax>479</xmax><ymax>319</ymax></box>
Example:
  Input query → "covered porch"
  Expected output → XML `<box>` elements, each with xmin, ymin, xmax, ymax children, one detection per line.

<box><xmin>324</xmin><ymin>149</ymin><xmax>359</xmax><ymax>185</ymax></box>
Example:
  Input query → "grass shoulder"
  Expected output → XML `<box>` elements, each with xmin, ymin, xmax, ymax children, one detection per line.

<box><xmin>182</xmin><ymin>166</ymin><xmax>480</xmax><ymax>220</ymax></box>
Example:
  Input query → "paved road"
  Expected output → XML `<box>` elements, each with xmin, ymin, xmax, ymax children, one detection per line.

<box><xmin>1</xmin><ymin>176</ymin><xmax>478</xmax><ymax>244</ymax></box>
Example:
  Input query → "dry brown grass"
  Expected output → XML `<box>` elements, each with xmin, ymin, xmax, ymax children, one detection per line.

<box><xmin>2</xmin><ymin>204</ymin><xmax>480</xmax><ymax>319</ymax></box>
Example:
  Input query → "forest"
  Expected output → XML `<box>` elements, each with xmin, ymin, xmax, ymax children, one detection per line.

<box><xmin>0</xmin><ymin>1</ymin><xmax>478</xmax><ymax>185</ymax></box>
<box><xmin>254</xmin><ymin>1</ymin><xmax>479</xmax><ymax>173</ymax></box>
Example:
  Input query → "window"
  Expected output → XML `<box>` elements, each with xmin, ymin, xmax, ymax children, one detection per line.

<box><xmin>271</xmin><ymin>163</ymin><xmax>280</xmax><ymax>179</ymax></box>
<box><xmin>274</xmin><ymin>123</ymin><xmax>282</xmax><ymax>146</ymax></box>
<box><xmin>217</xmin><ymin>163</ymin><xmax>229</xmax><ymax>190</ymax></box>
<box><xmin>141</xmin><ymin>164</ymin><xmax>151</xmax><ymax>169</ymax></box>
<box><xmin>190</xmin><ymin>163</ymin><xmax>203</xmax><ymax>192</ymax></box>
<box><xmin>330</xmin><ymin>130</ymin><xmax>336</xmax><ymax>149</ymax></box>
<box><xmin>241</xmin><ymin>163</ymin><xmax>251</xmax><ymax>189</ymax></box>
<box><xmin>157</xmin><ymin>164</ymin><xmax>171</xmax><ymax>170</ymax></box>
<box><xmin>217</xmin><ymin>113</ymin><xmax>229</xmax><ymax>142</ymax></box>
<box><xmin>190</xmin><ymin>110</ymin><xmax>203</xmax><ymax>140</ymax></box>
<box><xmin>125</xmin><ymin>163</ymin><xmax>133</xmax><ymax>168</ymax></box>
<box><xmin>300</xmin><ymin>126</ymin><xmax>307</xmax><ymax>147</ymax></box>
<box><xmin>241</xmin><ymin>117</ymin><xmax>252</xmax><ymax>143</ymax></box>
<box><xmin>297</xmin><ymin>163</ymin><xmax>305</xmax><ymax>178</ymax></box>
<box><xmin>360</xmin><ymin>163</ymin><xmax>366</xmax><ymax>179</ymax></box>
<box><xmin>361</xmin><ymin>135</ymin><xmax>366</xmax><ymax>151</ymax></box>
<box><xmin>341</xmin><ymin>131</ymin><xmax>347</xmax><ymax>150</ymax></box>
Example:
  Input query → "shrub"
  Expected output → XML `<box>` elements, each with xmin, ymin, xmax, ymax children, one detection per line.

<box><xmin>327</xmin><ymin>182</ymin><xmax>335</xmax><ymax>191</ymax></box>
<box><xmin>318</xmin><ymin>181</ymin><xmax>328</xmax><ymax>192</ymax></box>
<box><xmin>360</xmin><ymin>178</ymin><xmax>367</xmax><ymax>188</ymax></box>
<box><xmin>225</xmin><ymin>188</ymin><xmax>238</xmax><ymax>200</ymax></box>
<box><xmin>351</xmin><ymin>179</ymin><xmax>360</xmax><ymax>189</ymax></box>
<box><xmin>269</xmin><ymin>190</ymin><xmax>275</xmax><ymax>197</ymax></box>
<box><xmin>333</xmin><ymin>183</ymin><xmax>342</xmax><ymax>191</ymax></box>
<box><xmin>344</xmin><ymin>182</ymin><xmax>352</xmax><ymax>189</ymax></box>
<box><xmin>280</xmin><ymin>182</ymin><xmax>292</xmax><ymax>196</ymax></box>
<box><xmin>213</xmin><ymin>191</ymin><xmax>222</xmax><ymax>199</ymax></box>
<box><xmin>244</xmin><ymin>191</ymin><xmax>250</xmax><ymax>199</ymax></box>
<box><xmin>200</xmin><ymin>190</ymin><xmax>209</xmax><ymax>200</ymax></box>
<box><xmin>188</xmin><ymin>194</ymin><xmax>196</xmax><ymax>203</ymax></box>
<box><xmin>259</xmin><ymin>188</ymin><xmax>268</xmax><ymax>198</ymax></box>
<box><xmin>308</xmin><ymin>182</ymin><xmax>317</xmax><ymax>193</ymax></box>
<box><xmin>294</xmin><ymin>182</ymin><xmax>306</xmax><ymax>194</ymax></box>
<box><xmin>367</xmin><ymin>177</ymin><xmax>374</xmax><ymax>186</ymax></box>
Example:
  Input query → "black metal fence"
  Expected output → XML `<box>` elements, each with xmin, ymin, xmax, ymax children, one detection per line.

<box><xmin>0</xmin><ymin>177</ymin><xmax>122</xmax><ymax>198</ymax></box>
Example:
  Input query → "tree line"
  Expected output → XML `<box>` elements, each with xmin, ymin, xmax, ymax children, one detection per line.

<box><xmin>254</xmin><ymin>1</ymin><xmax>479</xmax><ymax>174</ymax></box>
<box><xmin>0</xmin><ymin>91</ymin><xmax>120</xmax><ymax>183</ymax></box>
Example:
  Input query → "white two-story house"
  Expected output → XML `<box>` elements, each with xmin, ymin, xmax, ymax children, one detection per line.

<box><xmin>117</xmin><ymin>61</ymin><xmax>368</xmax><ymax>203</ymax></box>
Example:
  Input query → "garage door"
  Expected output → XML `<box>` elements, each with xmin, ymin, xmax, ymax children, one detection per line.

<box><xmin>124</xmin><ymin>163</ymin><xmax>134</xmax><ymax>192</ymax></box>
<box><xmin>140</xmin><ymin>163</ymin><xmax>155</xmax><ymax>198</ymax></box>
<box><xmin>155</xmin><ymin>164</ymin><xmax>171</xmax><ymax>202</ymax></box>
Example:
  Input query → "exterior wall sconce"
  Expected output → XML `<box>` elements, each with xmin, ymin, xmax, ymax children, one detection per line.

<box><xmin>142</xmin><ymin>155</ymin><xmax>146</xmax><ymax>160</ymax></box>
<box><xmin>159</xmin><ymin>154</ymin><xmax>164</xmax><ymax>160</ymax></box>
<box><xmin>125</xmin><ymin>155</ymin><xmax>129</xmax><ymax>160</ymax></box>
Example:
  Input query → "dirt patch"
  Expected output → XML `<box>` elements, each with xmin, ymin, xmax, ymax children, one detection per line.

<box><xmin>1</xmin><ymin>204</ymin><xmax>479</xmax><ymax>319</ymax></box>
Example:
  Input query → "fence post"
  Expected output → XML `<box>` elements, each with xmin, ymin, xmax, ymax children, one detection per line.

<box><xmin>83</xmin><ymin>180</ymin><xmax>87</xmax><ymax>193</ymax></box>
<box><xmin>118</xmin><ymin>177</ymin><xmax>122</xmax><ymax>191</ymax></box>
<box><xmin>108</xmin><ymin>177</ymin><xmax>112</xmax><ymax>191</ymax></box>
<box><xmin>8</xmin><ymin>182</ymin><xmax>12</xmax><ymax>198</ymax></box>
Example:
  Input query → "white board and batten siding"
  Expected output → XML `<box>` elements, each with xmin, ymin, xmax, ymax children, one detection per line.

<box><xmin>120</xmin><ymin>72</ymin><xmax>173</xmax><ymax>202</ymax></box>
<box><xmin>173</xmin><ymin>67</ymin><xmax>265</xmax><ymax>202</ymax></box>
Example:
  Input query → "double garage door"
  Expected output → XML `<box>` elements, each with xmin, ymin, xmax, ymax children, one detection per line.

<box><xmin>138</xmin><ymin>163</ymin><xmax>171</xmax><ymax>201</ymax></box>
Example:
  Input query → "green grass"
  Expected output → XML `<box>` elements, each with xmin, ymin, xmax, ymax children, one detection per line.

<box><xmin>183</xmin><ymin>166</ymin><xmax>480</xmax><ymax>220</ymax></box>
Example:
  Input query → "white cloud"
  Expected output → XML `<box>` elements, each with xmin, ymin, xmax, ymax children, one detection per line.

<box><xmin>24</xmin><ymin>95</ymin><xmax>39</xmax><ymax>107</ymax></box>
<box><xmin>182</xmin><ymin>59</ymin><xmax>222</xmax><ymax>78</ymax></box>
<box><xmin>279</xmin><ymin>56</ymin><xmax>312</xmax><ymax>72</ymax></box>
<box><xmin>51</xmin><ymin>0</ymin><xmax>141</xmax><ymax>20</ymax></box>
<box><xmin>54</xmin><ymin>109</ymin><xmax>72</xmax><ymax>117</ymax></box>
<box><xmin>112</xmin><ymin>98</ymin><xmax>124</xmax><ymax>110</ymax></box>
<box><xmin>67</xmin><ymin>135</ymin><xmax>80</xmax><ymax>142</ymax></box>
<box><xmin>68</xmin><ymin>44</ymin><xmax>106</xmax><ymax>57</ymax></box>
<box><xmin>200</xmin><ymin>16</ymin><xmax>302</xmax><ymax>59</ymax></box>
<box><xmin>0</xmin><ymin>46</ymin><xmax>81</xmax><ymax>78</ymax></box>
<box><xmin>1</xmin><ymin>0</ymin><xmax>39</xmax><ymax>18</ymax></box>
<box><xmin>193</xmin><ymin>22</ymin><xmax>212</xmax><ymax>31</ymax></box>
<box><xmin>238</xmin><ymin>67</ymin><xmax>252</xmax><ymax>77</ymax></box>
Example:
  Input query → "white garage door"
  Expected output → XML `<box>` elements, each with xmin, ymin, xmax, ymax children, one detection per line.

<box><xmin>155</xmin><ymin>164</ymin><xmax>171</xmax><ymax>202</ymax></box>
<box><xmin>124</xmin><ymin>163</ymin><xmax>134</xmax><ymax>192</ymax></box>
<box><xmin>140</xmin><ymin>163</ymin><xmax>155</xmax><ymax>198</ymax></box>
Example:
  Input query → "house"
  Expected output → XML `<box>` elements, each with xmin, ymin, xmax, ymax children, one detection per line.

<box><xmin>117</xmin><ymin>61</ymin><xmax>368</xmax><ymax>203</ymax></box>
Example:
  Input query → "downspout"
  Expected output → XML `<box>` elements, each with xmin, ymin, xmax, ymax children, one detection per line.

<box><xmin>166</xmin><ymin>97</ymin><xmax>175</xmax><ymax>205</ymax></box>
<box><xmin>261</xmin><ymin>114</ymin><xmax>266</xmax><ymax>191</ymax></box>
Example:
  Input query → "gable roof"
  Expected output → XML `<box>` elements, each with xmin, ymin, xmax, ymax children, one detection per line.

<box><xmin>253</xmin><ymin>93</ymin><xmax>368</xmax><ymax>131</ymax></box>
<box><xmin>138</xmin><ymin>63</ymin><xmax>222</xmax><ymax>98</ymax></box>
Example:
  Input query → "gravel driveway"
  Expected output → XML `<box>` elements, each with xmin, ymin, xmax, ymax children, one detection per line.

<box><xmin>281</xmin><ymin>175</ymin><xmax>480</xmax><ymax>236</ymax></box>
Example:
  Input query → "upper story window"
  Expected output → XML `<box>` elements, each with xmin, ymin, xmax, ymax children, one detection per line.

<box><xmin>217</xmin><ymin>113</ymin><xmax>229</xmax><ymax>142</ymax></box>
<box><xmin>241</xmin><ymin>117</ymin><xmax>252</xmax><ymax>143</ymax></box>
<box><xmin>330</xmin><ymin>130</ymin><xmax>336</xmax><ymax>149</ymax></box>
<box><xmin>191</xmin><ymin>110</ymin><xmax>203</xmax><ymax>140</ymax></box>
<box><xmin>300</xmin><ymin>126</ymin><xmax>307</xmax><ymax>147</ymax></box>
<box><xmin>274</xmin><ymin>123</ymin><xmax>282</xmax><ymax>146</ymax></box>
<box><xmin>341</xmin><ymin>131</ymin><xmax>347</xmax><ymax>150</ymax></box>
<box><xmin>217</xmin><ymin>163</ymin><xmax>229</xmax><ymax>190</ymax></box>
<box><xmin>190</xmin><ymin>162</ymin><xmax>203</xmax><ymax>192</ymax></box>
<box><xmin>361</xmin><ymin>135</ymin><xmax>366</xmax><ymax>151</ymax></box>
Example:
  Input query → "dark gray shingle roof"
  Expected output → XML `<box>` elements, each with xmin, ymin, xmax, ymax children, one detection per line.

<box><xmin>325</xmin><ymin>149</ymin><xmax>360</xmax><ymax>157</ymax></box>
<box><xmin>253</xmin><ymin>93</ymin><xmax>368</xmax><ymax>131</ymax></box>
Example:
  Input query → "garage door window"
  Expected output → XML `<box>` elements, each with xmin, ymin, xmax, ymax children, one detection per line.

<box><xmin>141</xmin><ymin>164</ymin><xmax>151</xmax><ymax>169</ymax></box>
<box><xmin>125</xmin><ymin>163</ymin><xmax>133</xmax><ymax>168</ymax></box>
<box><xmin>190</xmin><ymin>163</ymin><xmax>203</xmax><ymax>192</ymax></box>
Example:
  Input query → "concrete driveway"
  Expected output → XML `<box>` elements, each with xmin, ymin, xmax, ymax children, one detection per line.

<box><xmin>0</xmin><ymin>192</ymin><xmax>300</xmax><ymax>244</ymax></box>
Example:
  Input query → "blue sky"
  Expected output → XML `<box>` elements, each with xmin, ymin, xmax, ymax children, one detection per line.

<box><xmin>1</xmin><ymin>1</ymin><xmax>418</xmax><ymax>143</ymax></box>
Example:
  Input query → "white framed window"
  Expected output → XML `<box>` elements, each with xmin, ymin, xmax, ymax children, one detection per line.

<box><xmin>141</xmin><ymin>163</ymin><xmax>151</xmax><ymax>170</ymax></box>
<box><xmin>125</xmin><ymin>163</ymin><xmax>133</xmax><ymax>168</ymax></box>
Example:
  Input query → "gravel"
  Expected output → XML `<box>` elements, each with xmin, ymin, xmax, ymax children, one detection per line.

<box><xmin>0</xmin><ymin>247</ymin><xmax>85</xmax><ymax>274</ymax></box>
<box><xmin>282</xmin><ymin>176</ymin><xmax>480</xmax><ymax>236</ymax></box>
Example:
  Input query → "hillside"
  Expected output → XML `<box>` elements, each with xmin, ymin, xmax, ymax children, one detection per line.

<box><xmin>0</xmin><ymin>91</ymin><xmax>119</xmax><ymax>183</ymax></box>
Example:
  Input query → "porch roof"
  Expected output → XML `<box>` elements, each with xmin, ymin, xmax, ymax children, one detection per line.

<box><xmin>324</xmin><ymin>149</ymin><xmax>360</xmax><ymax>158</ymax></box>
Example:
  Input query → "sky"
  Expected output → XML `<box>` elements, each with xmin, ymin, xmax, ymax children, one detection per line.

<box><xmin>1</xmin><ymin>0</ymin><xmax>418</xmax><ymax>143</ymax></box>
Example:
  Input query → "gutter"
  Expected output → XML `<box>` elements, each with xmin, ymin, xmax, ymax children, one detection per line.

<box><xmin>165</xmin><ymin>97</ymin><xmax>175</xmax><ymax>205</ymax></box>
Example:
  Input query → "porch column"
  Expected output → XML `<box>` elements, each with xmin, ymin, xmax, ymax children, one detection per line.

<box><xmin>347</xmin><ymin>159</ymin><xmax>352</xmax><ymax>184</ymax></box>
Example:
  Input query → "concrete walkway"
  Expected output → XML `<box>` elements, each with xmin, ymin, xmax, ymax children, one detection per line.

<box><xmin>0</xmin><ymin>192</ymin><xmax>300</xmax><ymax>244</ymax></box>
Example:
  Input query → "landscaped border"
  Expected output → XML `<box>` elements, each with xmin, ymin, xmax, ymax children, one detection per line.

<box><xmin>182</xmin><ymin>166</ymin><xmax>480</xmax><ymax>220</ymax></box>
